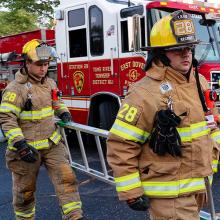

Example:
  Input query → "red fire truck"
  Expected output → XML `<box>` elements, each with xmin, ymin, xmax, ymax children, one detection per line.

<box><xmin>1</xmin><ymin>0</ymin><xmax>220</xmax><ymax>130</ymax></box>
<box><xmin>0</xmin><ymin>29</ymin><xmax>56</xmax><ymax>98</ymax></box>
<box><xmin>54</xmin><ymin>0</ymin><xmax>220</xmax><ymax>130</ymax></box>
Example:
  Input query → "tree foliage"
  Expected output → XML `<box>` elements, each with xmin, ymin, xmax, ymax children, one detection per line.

<box><xmin>0</xmin><ymin>0</ymin><xmax>60</xmax><ymax>35</ymax></box>
<box><xmin>0</xmin><ymin>10</ymin><xmax>38</xmax><ymax>36</ymax></box>
<box><xmin>0</xmin><ymin>0</ymin><xmax>60</xmax><ymax>19</ymax></box>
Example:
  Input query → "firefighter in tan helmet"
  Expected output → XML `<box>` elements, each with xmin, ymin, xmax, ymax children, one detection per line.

<box><xmin>107</xmin><ymin>10</ymin><xmax>220</xmax><ymax>219</ymax></box>
<box><xmin>0</xmin><ymin>39</ymin><xmax>83</xmax><ymax>220</ymax></box>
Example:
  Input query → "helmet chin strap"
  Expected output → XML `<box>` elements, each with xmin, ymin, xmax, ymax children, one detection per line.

<box><xmin>193</xmin><ymin>58</ymin><xmax>208</xmax><ymax>113</ymax></box>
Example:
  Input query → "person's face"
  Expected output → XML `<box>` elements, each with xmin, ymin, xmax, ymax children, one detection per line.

<box><xmin>26</xmin><ymin>60</ymin><xmax>49</xmax><ymax>79</ymax></box>
<box><xmin>165</xmin><ymin>46</ymin><xmax>193</xmax><ymax>75</ymax></box>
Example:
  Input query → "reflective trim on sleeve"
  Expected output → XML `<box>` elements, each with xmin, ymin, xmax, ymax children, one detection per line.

<box><xmin>62</xmin><ymin>201</ymin><xmax>82</xmax><ymax>215</ymax></box>
<box><xmin>15</xmin><ymin>207</ymin><xmax>35</xmax><ymax>218</ymax></box>
<box><xmin>211</xmin><ymin>131</ymin><xmax>220</xmax><ymax>144</ymax></box>
<box><xmin>110</xmin><ymin>119</ymin><xmax>149</xmax><ymax>143</ymax></box>
<box><xmin>0</xmin><ymin>102</ymin><xmax>21</xmax><ymax>116</ymax></box>
<box><xmin>142</xmin><ymin>177</ymin><xmax>209</xmax><ymax>197</ymax></box>
<box><xmin>5</xmin><ymin>128</ymin><xmax>24</xmax><ymax>143</ymax></box>
<box><xmin>49</xmin><ymin>130</ymin><xmax>62</xmax><ymax>144</ymax></box>
<box><xmin>19</xmin><ymin>107</ymin><xmax>54</xmax><ymax>120</ymax></box>
<box><xmin>212</xmin><ymin>160</ymin><xmax>218</xmax><ymax>173</ymax></box>
<box><xmin>114</xmin><ymin>172</ymin><xmax>142</xmax><ymax>192</ymax></box>
<box><xmin>58</xmin><ymin>103</ymin><xmax>68</xmax><ymax>110</ymax></box>
<box><xmin>8</xmin><ymin>129</ymin><xmax>61</xmax><ymax>150</ymax></box>
<box><xmin>177</xmin><ymin>121</ymin><xmax>210</xmax><ymax>142</ymax></box>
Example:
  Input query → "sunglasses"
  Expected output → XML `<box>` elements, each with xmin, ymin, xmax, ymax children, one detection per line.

<box><xmin>164</xmin><ymin>45</ymin><xmax>195</xmax><ymax>54</ymax></box>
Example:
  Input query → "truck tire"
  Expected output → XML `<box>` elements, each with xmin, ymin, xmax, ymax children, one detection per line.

<box><xmin>99</xmin><ymin>101</ymin><xmax>118</xmax><ymax>130</ymax></box>
<box><xmin>98</xmin><ymin>101</ymin><xmax>119</xmax><ymax>154</ymax></box>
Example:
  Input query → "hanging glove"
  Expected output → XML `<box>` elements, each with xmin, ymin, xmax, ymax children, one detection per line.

<box><xmin>149</xmin><ymin>109</ymin><xmax>182</xmax><ymax>157</ymax></box>
<box><xmin>127</xmin><ymin>196</ymin><xmax>149</xmax><ymax>211</ymax></box>
<box><xmin>14</xmin><ymin>139</ymin><xmax>39</xmax><ymax>163</ymax></box>
<box><xmin>59</xmin><ymin>112</ymin><xmax>72</xmax><ymax>123</ymax></box>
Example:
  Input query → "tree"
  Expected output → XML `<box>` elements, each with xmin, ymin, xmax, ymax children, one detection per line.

<box><xmin>0</xmin><ymin>10</ymin><xmax>38</xmax><ymax>36</ymax></box>
<box><xmin>0</xmin><ymin>0</ymin><xmax>60</xmax><ymax>30</ymax></box>
<box><xmin>0</xmin><ymin>0</ymin><xmax>60</xmax><ymax>19</ymax></box>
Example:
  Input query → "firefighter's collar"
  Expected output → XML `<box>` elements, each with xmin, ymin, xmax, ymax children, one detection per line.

<box><xmin>15</xmin><ymin>69</ymin><xmax>28</xmax><ymax>84</ymax></box>
<box><xmin>146</xmin><ymin>61</ymin><xmax>166</xmax><ymax>81</ymax></box>
<box><xmin>166</xmin><ymin>66</ymin><xmax>193</xmax><ymax>84</ymax></box>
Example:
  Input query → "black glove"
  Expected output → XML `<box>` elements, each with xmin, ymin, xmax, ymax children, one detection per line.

<box><xmin>149</xmin><ymin>109</ymin><xmax>182</xmax><ymax>157</ymax></box>
<box><xmin>127</xmin><ymin>196</ymin><xmax>149</xmax><ymax>211</ymax></box>
<box><xmin>59</xmin><ymin>112</ymin><xmax>72</xmax><ymax>123</ymax></box>
<box><xmin>14</xmin><ymin>140</ymin><xmax>39</xmax><ymax>163</ymax></box>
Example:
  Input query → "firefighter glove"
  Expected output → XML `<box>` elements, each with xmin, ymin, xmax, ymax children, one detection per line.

<box><xmin>149</xmin><ymin>109</ymin><xmax>182</xmax><ymax>157</ymax></box>
<box><xmin>59</xmin><ymin>112</ymin><xmax>72</xmax><ymax>123</ymax></box>
<box><xmin>127</xmin><ymin>196</ymin><xmax>149</xmax><ymax>211</ymax></box>
<box><xmin>14</xmin><ymin>140</ymin><xmax>39</xmax><ymax>163</ymax></box>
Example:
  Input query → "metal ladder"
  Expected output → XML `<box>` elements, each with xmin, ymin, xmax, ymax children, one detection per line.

<box><xmin>58</xmin><ymin>121</ymin><xmax>114</xmax><ymax>185</ymax></box>
<box><xmin>57</xmin><ymin>121</ymin><xmax>218</xmax><ymax>220</ymax></box>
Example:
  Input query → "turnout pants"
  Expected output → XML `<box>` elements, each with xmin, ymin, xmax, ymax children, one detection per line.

<box><xmin>6</xmin><ymin>141</ymin><xmax>82</xmax><ymax>220</ymax></box>
<box><xmin>149</xmin><ymin>193</ymin><xmax>207</xmax><ymax>220</ymax></box>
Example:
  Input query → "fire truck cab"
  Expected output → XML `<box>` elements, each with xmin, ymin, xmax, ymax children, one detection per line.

<box><xmin>55</xmin><ymin>0</ymin><xmax>220</xmax><ymax>130</ymax></box>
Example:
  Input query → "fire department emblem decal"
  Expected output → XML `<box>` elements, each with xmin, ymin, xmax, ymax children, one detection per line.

<box><xmin>128</xmin><ymin>69</ymin><xmax>139</xmax><ymax>81</ymax></box>
<box><xmin>73</xmin><ymin>71</ymin><xmax>84</xmax><ymax>93</ymax></box>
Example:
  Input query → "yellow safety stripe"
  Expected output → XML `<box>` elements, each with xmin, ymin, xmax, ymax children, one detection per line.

<box><xmin>29</xmin><ymin>139</ymin><xmax>50</xmax><ymax>150</ymax></box>
<box><xmin>114</xmin><ymin>172</ymin><xmax>142</xmax><ymax>192</ymax></box>
<box><xmin>49</xmin><ymin>130</ymin><xmax>62</xmax><ymax>144</ymax></box>
<box><xmin>177</xmin><ymin>121</ymin><xmax>210</xmax><ymax>142</ymax></box>
<box><xmin>15</xmin><ymin>207</ymin><xmax>35</xmax><ymax>218</ymax></box>
<box><xmin>62</xmin><ymin>201</ymin><xmax>82</xmax><ymax>215</ymax></box>
<box><xmin>20</xmin><ymin>107</ymin><xmax>54</xmax><ymax>120</ymax></box>
<box><xmin>5</xmin><ymin>128</ymin><xmax>24</xmax><ymax>143</ymax></box>
<box><xmin>110</xmin><ymin>119</ymin><xmax>149</xmax><ymax>143</ymax></box>
<box><xmin>58</xmin><ymin>103</ymin><xmax>68</xmax><ymax>110</ymax></box>
<box><xmin>0</xmin><ymin>102</ymin><xmax>21</xmax><ymax>116</ymax></box>
<box><xmin>212</xmin><ymin>160</ymin><xmax>218</xmax><ymax>173</ymax></box>
<box><xmin>110</xmin><ymin>120</ymin><xmax>209</xmax><ymax>144</ymax></box>
<box><xmin>142</xmin><ymin>177</ymin><xmax>211</xmax><ymax>197</ymax></box>
<box><xmin>211</xmin><ymin>131</ymin><xmax>220</xmax><ymax>144</ymax></box>
<box><xmin>8</xmin><ymin>130</ymin><xmax>61</xmax><ymax>150</ymax></box>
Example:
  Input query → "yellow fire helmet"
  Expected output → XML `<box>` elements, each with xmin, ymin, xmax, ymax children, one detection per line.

<box><xmin>147</xmin><ymin>10</ymin><xmax>201</xmax><ymax>50</ymax></box>
<box><xmin>22</xmin><ymin>39</ymin><xmax>58</xmax><ymax>62</ymax></box>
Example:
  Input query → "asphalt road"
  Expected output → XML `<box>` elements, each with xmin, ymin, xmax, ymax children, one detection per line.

<box><xmin>0</xmin><ymin>142</ymin><xmax>148</xmax><ymax>220</ymax></box>
<box><xmin>0</xmin><ymin>141</ymin><xmax>219</xmax><ymax>220</ymax></box>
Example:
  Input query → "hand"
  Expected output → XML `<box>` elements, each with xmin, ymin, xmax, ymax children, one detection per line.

<box><xmin>59</xmin><ymin>112</ymin><xmax>72</xmax><ymax>123</ymax></box>
<box><xmin>127</xmin><ymin>196</ymin><xmax>149</xmax><ymax>211</ymax></box>
<box><xmin>14</xmin><ymin>140</ymin><xmax>39</xmax><ymax>163</ymax></box>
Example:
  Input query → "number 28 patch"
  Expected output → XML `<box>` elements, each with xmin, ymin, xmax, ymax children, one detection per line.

<box><xmin>117</xmin><ymin>103</ymin><xmax>142</xmax><ymax>125</ymax></box>
<box><xmin>3</xmin><ymin>92</ymin><xmax>17</xmax><ymax>103</ymax></box>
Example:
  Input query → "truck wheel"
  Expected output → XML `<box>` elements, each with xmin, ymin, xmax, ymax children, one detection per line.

<box><xmin>99</xmin><ymin>101</ymin><xmax>118</xmax><ymax>130</ymax></box>
<box><xmin>98</xmin><ymin>101</ymin><xmax>119</xmax><ymax>154</ymax></box>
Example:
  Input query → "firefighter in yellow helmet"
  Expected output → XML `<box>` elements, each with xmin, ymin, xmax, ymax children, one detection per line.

<box><xmin>0</xmin><ymin>39</ymin><xmax>83</xmax><ymax>220</ymax></box>
<box><xmin>107</xmin><ymin>10</ymin><xmax>220</xmax><ymax>219</ymax></box>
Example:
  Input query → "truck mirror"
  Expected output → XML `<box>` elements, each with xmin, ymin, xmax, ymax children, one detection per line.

<box><xmin>55</xmin><ymin>10</ymin><xmax>64</xmax><ymax>20</ymax></box>
<box><xmin>0</xmin><ymin>51</ymin><xmax>18</xmax><ymax>63</ymax></box>
<box><xmin>120</xmin><ymin>5</ymin><xmax>144</xmax><ymax>18</ymax></box>
<box><xmin>126</xmin><ymin>16</ymin><xmax>141</xmax><ymax>52</ymax></box>
<box><xmin>199</xmin><ymin>18</ymin><xmax>216</xmax><ymax>27</ymax></box>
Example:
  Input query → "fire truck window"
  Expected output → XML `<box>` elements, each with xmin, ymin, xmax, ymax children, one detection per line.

<box><xmin>89</xmin><ymin>6</ymin><xmax>104</xmax><ymax>56</ymax></box>
<box><xmin>140</xmin><ymin>17</ymin><xmax>146</xmax><ymax>48</ymax></box>
<box><xmin>121</xmin><ymin>20</ymin><xmax>129</xmax><ymax>52</ymax></box>
<box><xmin>121</xmin><ymin>17</ymin><xmax>145</xmax><ymax>53</ymax></box>
<box><xmin>69</xmin><ymin>29</ymin><xmax>87</xmax><ymax>57</ymax></box>
<box><xmin>68</xmin><ymin>9</ymin><xmax>85</xmax><ymax>27</ymax></box>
